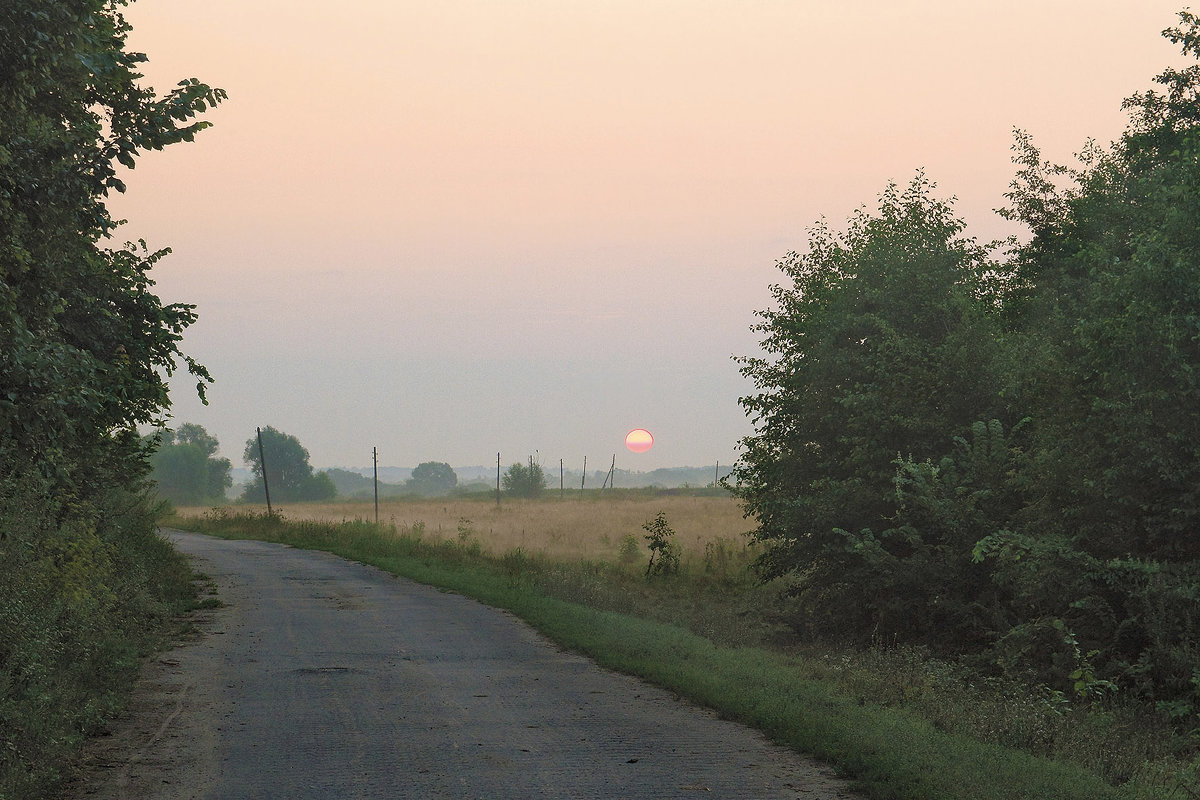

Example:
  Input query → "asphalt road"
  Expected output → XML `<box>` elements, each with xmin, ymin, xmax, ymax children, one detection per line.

<box><xmin>75</xmin><ymin>531</ymin><xmax>861</xmax><ymax>800</ymax></box>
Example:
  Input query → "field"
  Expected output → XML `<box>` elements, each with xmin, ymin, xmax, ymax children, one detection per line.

<box><xmin>178</xmin><ymin>494</ymin><xmax>752</xmax><ymax>564</ymax></box>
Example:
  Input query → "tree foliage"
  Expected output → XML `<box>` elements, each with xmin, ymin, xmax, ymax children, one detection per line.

<box><xmin>735</xmin><ymin>12</ymin><xmax>1200</xmax><ymax>710</ymax></box>
<box><xmin>0</xmin><ymin>0</ymin><xmax>225</xmax><ymax>497</ymax></box>
<box><xmin>406</xmin><ymin>461</ymin><xmax>458</xmax><ymax>496</ymax></box>
<box><xmin>734</xmin><ymin>175</ymin><xmax>1008</xmax><ymax>639</ymax></box>
<box><xmin>503</xmin><ymin>460</ymin><xmax>547</xmax><ymax>498</ymax></box>
<box><xmin>241</xmin><ymin>427</ymin><xmax>336</xmax><ymax>503</ymax></box>
<box><xmin>148</xmin><ymin>423</ymin><xmax>232</xmax><ymax>505</ymax></box>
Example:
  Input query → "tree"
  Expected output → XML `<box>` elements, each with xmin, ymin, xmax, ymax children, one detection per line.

<box><xmin>503</xmin><ymin>459</ymin><xmax>547</xmax><ymax>498</ymax></box>
<box><xmin>976</xmin><ymin>10</ymin><xmax>1200</xmax><ymax>702</ymax></box>
<box><xmin>731</xmin><ymin>12</ymin><xmax>1200</xmax><ymax>707</ymax></box>
<box><xmin>998</xmin><ymin>20</ymin><xmax>1200</xmax><ymax>565</ymax></box>
<box><xmin>173</xmin><ymin>422</ymin><xmax>221</xmax><ymax>457</ymax></box>
<box><xmin>406</xmin><ymin>461</ymin><xmax>457</xmax><ymax>496</ymax></box>
<box><xmin>241</xmin><ymin>427</ymin><xmax>335</xmax><ymax>503</ymax></box>
<box><xmin>0</xmin><ymin>1</ymin><xmax>225</xmax><ymax>498</ymax></box>
<box><xmin>324</xmin><ymin>468</ymin><xmax>373</xmax><ymax>496</ymax></box>
<box><xmin>149</xmin><ymin>424</ymin><xmax>232</xmax><ymax>505</ymax></box>
<box><xmin>733</xmin><ymin>175</ymin><xmax>1008</xmax><ymax>642</ymax></box>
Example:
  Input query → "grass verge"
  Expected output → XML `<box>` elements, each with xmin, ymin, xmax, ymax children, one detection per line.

<box><xmin>167</xmin><ymin>509</ymin><xmax>1192</xmax><ymax>800</ymax></box>
<box><xmin>0</xmin><ymin>483</ymin><xmax>204</xmax><ymax>800</ymax></box>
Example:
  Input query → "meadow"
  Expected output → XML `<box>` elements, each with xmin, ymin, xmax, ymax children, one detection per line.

<box><xmin>177</xmin><ymin>493</ymin><xmax>753</xmax><ymax>565</ymax></box>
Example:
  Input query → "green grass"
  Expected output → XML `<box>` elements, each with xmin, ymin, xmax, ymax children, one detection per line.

<box><xmin>167</xmin><ymin>509</ymin><xmax>1196</xmax><ymax>800</ymax></box>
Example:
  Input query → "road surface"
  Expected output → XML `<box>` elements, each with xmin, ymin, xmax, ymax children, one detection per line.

<box><xmin>72</xmin><ymin>530</ymin><xmax>861</xmax><ymax>799</ymax></box>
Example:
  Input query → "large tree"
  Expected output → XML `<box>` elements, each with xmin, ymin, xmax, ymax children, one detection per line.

<box><xmin>972</xmin><ymin>11</ymin><xmax>1200</xmax><ymax>701</ymax></box>
<box><xmin>999</xmin><ymin>19</ymin><xmax>1200</xmax><ymax>565</ymax></box>
<box><xmin>149</xmin><ymin>423</ymin><xmax>232</xmax><ymax>505</ymax></box>
<box><xmin>0</xmin><ymin>1</ymin><xmax>225</xmax><ymax>497</ymax></box>
<box><xmin>241</xmin><ymin>427</ymin><xmax>336</xmax><ymax>503</ymax></box>
<box><xmin>407</xmin><ymin>461</ymin><xmax>458</xmax><ymax>496</ymax></box>
<box><xmin>733</xmin><ymin>176</ymin><xmax>1007</xmax><ymax>641</ymax></box>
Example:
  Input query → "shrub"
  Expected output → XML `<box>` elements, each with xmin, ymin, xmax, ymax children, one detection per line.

<box><xmin>643</xmin><ymin>512</ymin><xmax>680</xmax><ymax>576</ymax></box>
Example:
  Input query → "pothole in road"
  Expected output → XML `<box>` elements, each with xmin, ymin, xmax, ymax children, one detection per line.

<box><xmin>293</xmin><ymin>666</ymin><xmax>367</xmax><ymax>676</ymax></box>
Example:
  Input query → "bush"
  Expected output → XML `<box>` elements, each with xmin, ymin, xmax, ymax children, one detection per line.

<box><xmin>0</xmin><ymin>476</ymin><xmax>197</xmax><ymax>799</ymax></box>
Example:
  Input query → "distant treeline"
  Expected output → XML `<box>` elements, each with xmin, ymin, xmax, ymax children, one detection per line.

<box><xmin>318</xmin><ymin>464</ymin><xmax>736</xmax><ymax>496</ymax></box>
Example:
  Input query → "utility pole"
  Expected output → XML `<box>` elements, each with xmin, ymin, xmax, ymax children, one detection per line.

<box><xmin>580</xmin><ymin>456</ymin><xmax>586</xmax><ymax>495</ymax></box>
<box><xmin>373</xmin><ymin>446</ymin><xmax>379</xmax><ymax>524</ymax></box>
<box><xmin>256</xmin><ymin>427</ymin><xmax>273</xmax><ymax>517</ymax></box>
<box><xmin>496</xmin><ymin>452</ymin><xmax>501</xmax><ymax>508</ymax></box>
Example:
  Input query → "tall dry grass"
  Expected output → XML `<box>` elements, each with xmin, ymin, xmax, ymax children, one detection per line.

<box><xmin>178</xmin><ymin>495</ymin><xmax>751</xmax><ymax>563</ymax></box>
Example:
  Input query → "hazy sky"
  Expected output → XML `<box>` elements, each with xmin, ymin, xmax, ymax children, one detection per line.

<box><xmin>111</xmin><ymin>1</ymin><xmax>1189</xmax><ymax>471</ymax></box>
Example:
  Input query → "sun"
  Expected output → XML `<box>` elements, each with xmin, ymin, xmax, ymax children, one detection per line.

<box><xmin>625</xmin><ymin>428</ymin><xmax>654</xmax><ymax>453</ymax></box>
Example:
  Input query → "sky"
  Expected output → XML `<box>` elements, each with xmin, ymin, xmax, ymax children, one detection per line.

<box><xmin>110</xmin><ymin>1</ymin><xmax>1191</xmax><ymax>472</ymax></box>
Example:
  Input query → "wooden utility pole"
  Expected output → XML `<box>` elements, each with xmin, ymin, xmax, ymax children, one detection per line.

<box><xmin>580</xmin><ymin>456</ymin><xmax>586</xmax><ymax>495</ymax></box>
<box><xmin>256</xmin><ymin>427</ymin><xmax>273</xmax><ymax>517</ymax></box>
<box><xmin>496</xmin><ymin>452</ymin><xmax>501</xmax><ymax>507</ymax></box>
<box><xmin>373</xmin><ymin>446</ymin><xmax>379</xmax><ymax>524</ymax></box>
<box><xmin>608</xmin><ymin>454</ymin><xmax>616</xmax><ymax>490</ymax></box>
<box><xmin>560</xmin><ymin>458</ymin><xmax>564</xmax><ymax>498</ymax></box>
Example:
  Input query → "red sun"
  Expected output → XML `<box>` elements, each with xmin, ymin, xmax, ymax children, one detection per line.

<box><xmin>625</xmin><ymin>429</ymin><xmax>654</xmax><ymax>453</ymax></box>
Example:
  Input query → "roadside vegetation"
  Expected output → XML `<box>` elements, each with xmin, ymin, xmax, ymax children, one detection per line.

<box><xmin>728</xmin><ymin>12</ymin><xmax>1200</xmax><ymax>795</ymax></box>
<box><xmin>167</xmin><ymin>502</ymin><xmax>1197</xmax><ymax>799</ymax></box>
<box><xmin>1</xmin><ymin>489</ymin><xmax>202</xmax><ymax>799</ymax></box>
<box><xmin>0</xmin><ymin>2</ymin><xmax>222</xmax><ymax>798</ymax></box>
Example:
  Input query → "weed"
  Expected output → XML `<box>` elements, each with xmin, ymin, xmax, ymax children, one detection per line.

<box><xmin>500</xmin><ymin>547</ymin><xmax>533</xmax><ymax>586</ymax></box>
<box><xmin>456</xmin><ymin>517</ymin><xmax>476</xmax><ymax>546</ymax></box>
<box><xmin>643</xmin><ymin>511</ymin><xmax>680</xmax><ymax>576</ymax></box>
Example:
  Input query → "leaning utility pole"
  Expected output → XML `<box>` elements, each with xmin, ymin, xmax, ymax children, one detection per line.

<box><xmin>256</xmin><ymin>427</ymin><xmax>273</xmax><ymax>517</ymax></box>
